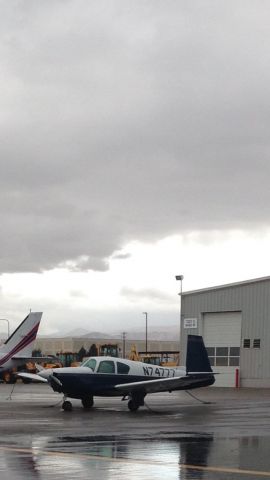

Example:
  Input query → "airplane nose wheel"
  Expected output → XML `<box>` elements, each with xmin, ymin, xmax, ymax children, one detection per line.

<box><xmin>62</xmin><ymin>400</ymin><xmax>72</xmax><ymax>412</ymax></box>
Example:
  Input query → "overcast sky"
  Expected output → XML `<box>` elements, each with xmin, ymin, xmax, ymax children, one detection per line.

<box><xmin>1</xmin><ymin>1</ymin><xmax>270</xmax><ymax>335</ymax></box>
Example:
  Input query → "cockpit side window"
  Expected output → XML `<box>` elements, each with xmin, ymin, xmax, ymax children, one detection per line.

<box><xmin>97</xmin><ymin>360</ymin><xmax>115</xmax><ymax>374</ymax></box>
<box><xmin>117</xmin><ymin>362</ymin><xmax>130</xmax><ymax>374</ymax></box>
<box><xmin>83</xmin><ymin>358</ymin><xmax>97</xmax><ymax>371</ymax></box>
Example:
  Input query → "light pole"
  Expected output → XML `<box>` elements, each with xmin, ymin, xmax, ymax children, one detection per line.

<box><xmin>175</xmin><ymin>275</ymin><xmax>184</xmax><ymax>363</ymax></box>
<box><xmin>0</xmin><ymin>318</ymin><xmax>10</xmax><ymax>339</ymax></box>
<box><xmin>122</xmin><ymin>331</ymin><xmax>127</xmax><ymax>358</ymax></box>
<box><xmin>142</xmin><ymin>312</ymin><xmax>148</xmax><ymax>354</ymax></box>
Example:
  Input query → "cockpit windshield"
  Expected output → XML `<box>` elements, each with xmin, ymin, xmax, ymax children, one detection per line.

<box><xmin>82</xmin><ymin>358</ymin><xmax>97</xmax><ymax>371</ymax></box>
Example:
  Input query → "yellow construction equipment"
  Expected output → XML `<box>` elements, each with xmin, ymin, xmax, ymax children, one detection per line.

<box><xmin>128</xmin><ymin>345</ymin><xmax>179</xmax><ymax>366</ymax></box>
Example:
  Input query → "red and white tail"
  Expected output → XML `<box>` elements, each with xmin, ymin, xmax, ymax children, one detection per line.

<box><xmin>0</xmin><ymin>312</ymin><xmax>43</xmax><ymax>365</ymax></box>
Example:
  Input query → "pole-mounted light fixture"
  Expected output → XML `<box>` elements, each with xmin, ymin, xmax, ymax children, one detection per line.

<box><xmin>142</xmin><ymin>312</ymin><xmax>148</xmax><ymax>354</ymax></box>
<box><xmin>175</xmin><ymin>275</ymin><xmax>184</xmax><ymax>363</ymax></box>
<box><xmin>0</xmin><ymin>318</ymin><xmax>10</xmax><ymax>340</ymax></box>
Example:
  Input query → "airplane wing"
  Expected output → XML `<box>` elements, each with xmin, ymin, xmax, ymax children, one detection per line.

<box><xmin>16</xmin><ymin>372</ymin><xmax>48</xmax><ymax>383</ymax></box>
<box><xmin>115</xmin><ymin>374</ymin><xmax>211</xmax><ymax>395</ymax></box>
<box><xmin>12</xmin><ymin>356</ymin><xmax>58</xmax><ymax>362</ymax></box>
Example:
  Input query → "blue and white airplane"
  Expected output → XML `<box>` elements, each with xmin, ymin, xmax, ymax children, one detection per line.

<box><xmin>19</xmin><ymin>334</ymin><xmax>215</xmax><ymax>411</ymax></box>
<box><xmin>0</xmin><ymin>312</ymin><xmax>43</xmax><ymax>376</ymax></box>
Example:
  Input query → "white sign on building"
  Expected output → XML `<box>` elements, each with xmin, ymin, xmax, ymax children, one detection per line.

<box><xmin>184</xmin><ymin>318</ymin><xmax>198</xmax><ymax>329</ymax></box>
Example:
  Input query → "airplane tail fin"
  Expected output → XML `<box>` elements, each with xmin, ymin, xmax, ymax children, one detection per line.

<box><xmin>0</xmin><ymin>312</ymin><xmax>43</xmax><ymax>359</ymax></box>
<box><xmin>186</xmin><ymin>335</ymin><xmax>212</xmax><ymax>373</ymax></box>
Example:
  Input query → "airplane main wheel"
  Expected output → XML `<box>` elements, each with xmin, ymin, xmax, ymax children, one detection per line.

<box><xmin>128</xmin><ymin>399</ymin><xmax>139</xmax><ymax>412</ymax></box>
<box><xmin>62</xmin><ymin>400</ymin><xmax>72</xmax><ymax>412</ymax></box>
<box><xmin>81</xmin><ymin>396</ymin><xmax>94</xmax><ymax>409</ymax></box>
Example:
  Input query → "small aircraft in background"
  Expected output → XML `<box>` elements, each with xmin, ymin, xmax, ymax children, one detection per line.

<box><xmin>19</xmin><ymin>334</ymin><xmax>215</xmax><ymax>411</ymax></box>
<box><xmin>0</xmin><ymin>312</ymin><xmax>43</xmax><ymax>377</ymax></box>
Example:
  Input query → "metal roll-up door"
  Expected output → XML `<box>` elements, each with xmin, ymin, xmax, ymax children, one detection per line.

<box><xmin>203</xmin><ymin>312</ymin><xmax>242</xmax><ymax>387</ymax></box>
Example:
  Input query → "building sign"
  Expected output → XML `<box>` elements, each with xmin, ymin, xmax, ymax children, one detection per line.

<box><xmin>184</xmin><ymin>318</ymin><xmax>198</xmax><ymax>329</ymax></box>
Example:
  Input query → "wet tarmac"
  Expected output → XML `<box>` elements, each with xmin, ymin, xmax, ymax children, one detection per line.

<box><xmin>1</xmin><ymin>383</ymin><xmax>270</xmax><ymax>479</ymax></box>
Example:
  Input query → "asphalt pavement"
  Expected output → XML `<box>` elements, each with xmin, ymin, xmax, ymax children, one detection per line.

<box><xmin>0</xmin><ymin>383</ymin><xmax>270</xmax><ymax>479</ymax></box>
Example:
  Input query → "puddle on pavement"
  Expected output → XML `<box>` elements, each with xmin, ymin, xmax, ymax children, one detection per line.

<box><xmin>0</xmin><ymin>433</ymin><xmax>270</xmax><ymax>479</ymax></box>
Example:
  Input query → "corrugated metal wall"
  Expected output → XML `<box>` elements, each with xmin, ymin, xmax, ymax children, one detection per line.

<box><xmin>181</xmin><ymin>278</ymin><xmax>270</xmax><ymax>387</ymax></box>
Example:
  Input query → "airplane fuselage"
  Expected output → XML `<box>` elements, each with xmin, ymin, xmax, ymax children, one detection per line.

<box><xmin>42</xmin><ymin>356</ymin><xmax>214</xmax><ymax>400</ymax></box>
<box><xmin>18</xmin><ymin>335</ymin><xmax>215</xmax><ymax>412</ymax></box>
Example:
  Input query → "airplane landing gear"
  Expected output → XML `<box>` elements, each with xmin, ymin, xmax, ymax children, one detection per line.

<box><xmin>62</xmin><ymin>400</ymin><xmax>72</xmax><ymax>412</ymax></box>
<box><xmin>127</xmin><ymin>392</ymin><xmax>145</xmax><ymax>412</ymax></box>
<box><xmin>128</xmin><ymin>399</ymin><xmax>139</xmax><ymax>411</ymax></box>
<box><xmin>81</xmin><ymin>396</ymin><xmax>94</xmax><ymax>409</ymax></box>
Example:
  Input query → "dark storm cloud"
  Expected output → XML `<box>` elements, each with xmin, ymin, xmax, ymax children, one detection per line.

<box><xmin>1</xmin><ymin>1</ymin><xmax>270</xmax><ymax>273</ymax></box>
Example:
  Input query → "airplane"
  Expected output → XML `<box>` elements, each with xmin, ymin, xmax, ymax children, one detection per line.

<box><xmin>18</xmin><ymin>334</ymin><xmax>215</xmax><ymax>412</ymax></box>
<box><xmin>0</xmin><ymin>312</ymin><xmax>43</xmax><ymax>378</ymax></box>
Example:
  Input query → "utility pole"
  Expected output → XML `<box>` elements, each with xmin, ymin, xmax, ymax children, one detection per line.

<box><xmin>122</xmin><ymin>331</ymin><xmax>127</xmax><ymax>358</ymax></box>
<box><xmin>0</xmin><ymin>318</ymin><xmax>10</xmax><ymax>339</ymax></box>
<box><xmin>175</xmin><ymin>275</ymin><xmax>184</xmax><ymax>363</ymax></box>
<box><xmin>142</xmin><ymin>312</ymin><xmax>148</xmax><ymax>354</ymax></box>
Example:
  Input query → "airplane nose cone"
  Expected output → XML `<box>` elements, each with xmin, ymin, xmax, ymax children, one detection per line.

<box><xmin>48</xmin><ymin>371</ymin><xmax>63</xmax><ymax>392</ymax></box>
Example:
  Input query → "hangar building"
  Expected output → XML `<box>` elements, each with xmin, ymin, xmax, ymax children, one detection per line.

<box><xmin>181</xmin><ymin>276</ymin><xmax>270</xmax><ymax>388</ymax></box>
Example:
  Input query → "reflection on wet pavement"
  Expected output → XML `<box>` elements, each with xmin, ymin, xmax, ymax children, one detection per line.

<box><xmin>1</xmin><ymin>434</ymin><xmax>270</xmax><ymax>480</ymax></box>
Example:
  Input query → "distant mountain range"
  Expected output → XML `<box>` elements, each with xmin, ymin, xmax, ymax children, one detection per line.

<box><xmin>0</xmin><ymin>325</ymin><xmax>179</xmax><ymax>342</ymax></box>
<box><xmin>37</xmin><ymin>325</ymin><xmax>179</xmax><ymax>341</ymax></box>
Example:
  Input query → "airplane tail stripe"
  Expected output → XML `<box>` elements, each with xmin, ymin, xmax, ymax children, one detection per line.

<box><xmin>8</xmin><ymin>326</ymin><xmax>39</xmax><ymax>357</ymax></box>
<box><xmin>0</xmin><ymin>331</ymin><xmax>37</xmax><ymax>365</ymax></box>
<box><xmin>9</xmin><ymin>323</ymin><xmax>40</xmax><ymax>355</ymax></box>
<box><xmin>0</xmin><ymin>330</ymin><xmax>37</xmax><ymax>366</ymax></box>
<box><xmin>0</xmin><ymin>322</ymin><xmax>40</xmax><ymax>367</ymax></box>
